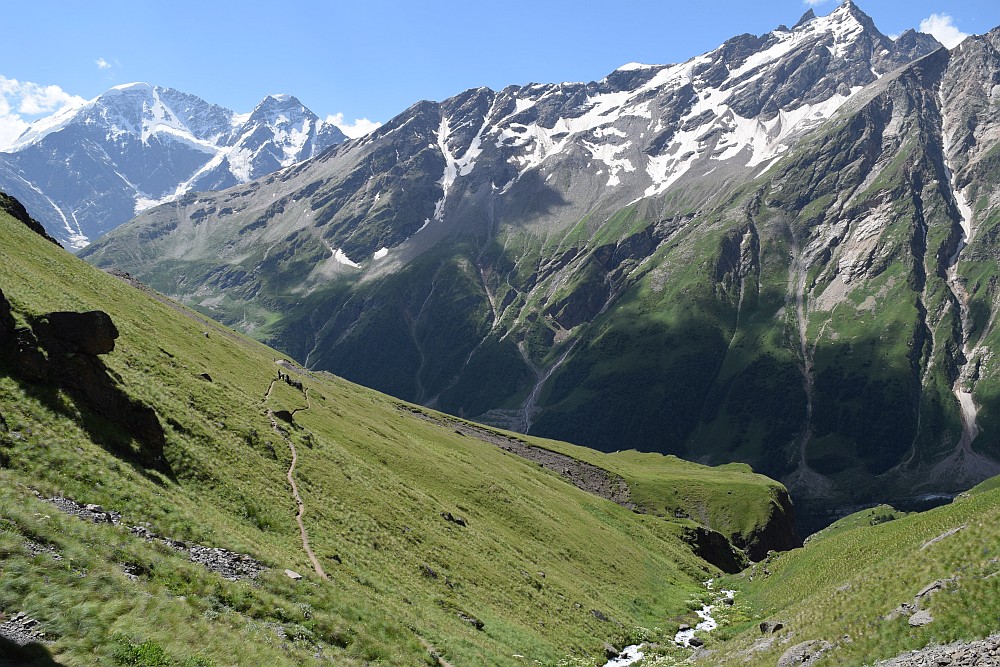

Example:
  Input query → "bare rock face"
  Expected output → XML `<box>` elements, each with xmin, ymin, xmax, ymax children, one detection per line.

<box><xmin>683</xmin><ymin>525</ymin><xmax>749</xmax><ymax>574</ymax></box>
<box><xmin>777</xmin><ymin>640</ymin><xmax>833</xmax><ymax>667</ymax></box>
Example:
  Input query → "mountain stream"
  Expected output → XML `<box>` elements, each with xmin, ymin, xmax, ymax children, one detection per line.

<box><xmin>600</xmin><ymin>581</ymin><xmax>734</xmax><ymax>666</ymax></box>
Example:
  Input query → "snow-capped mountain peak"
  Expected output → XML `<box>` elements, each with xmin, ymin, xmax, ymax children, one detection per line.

<box><xmin>391</xmin><ymin>1</ymin><xmax>927</xmax><ymax>215</ymax></box>
<box><xmin>0</xmin><ymin>85</ymin><xmax>347</xmax><ymax>248</ymax></box>
<box><xmin>299</xmin><ymin>3</ymin><xmax>942</xmax><ymax>262</ymax></box>
<box><xmin>225</xmin><ymin>93</ymin><xmax>345</xmax><ymax>182</ymax></box>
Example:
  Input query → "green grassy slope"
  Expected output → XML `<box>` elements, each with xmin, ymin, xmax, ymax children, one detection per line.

<box><xmin>696</xmin><ymin>484</ymin><xmax>1000</xmax><ymax>666</ymax></box>
<box><xmin>0</xmin><ymin>208</ymin><xmax>791</xmax><ymax>666</ymax></box>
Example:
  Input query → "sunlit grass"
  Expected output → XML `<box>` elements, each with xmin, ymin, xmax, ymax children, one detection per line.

<box><xmin>0</xmin><ymin>210</ymin><xmax>791</xmax><ymax>664</ymax></box>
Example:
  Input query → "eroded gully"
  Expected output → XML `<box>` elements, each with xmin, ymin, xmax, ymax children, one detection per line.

<box><xmin>934</xmin><ymin>91</ymin><xmax>999</xmax><ymax>483</ymax></box>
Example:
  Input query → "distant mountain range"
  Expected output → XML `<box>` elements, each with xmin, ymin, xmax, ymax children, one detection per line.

<box><xmin>0</xmin><ymin>83</ymin><xmax>345</xmax><ymax>248</ymax></box>
<box><xmin>83</xmin><ymin>2</ymin><xmax>1000</xmax><ymax>529</ymax></box>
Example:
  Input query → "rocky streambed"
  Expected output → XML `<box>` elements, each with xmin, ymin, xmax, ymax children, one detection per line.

<box><xmin>601</xmin><ymin>581</ymin><xmax>734</xmax><ymax>666</ymax></box>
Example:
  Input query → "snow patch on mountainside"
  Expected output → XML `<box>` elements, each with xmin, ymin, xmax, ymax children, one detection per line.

<box><xmin>471</xmin><ymin>2</ymin><xmax>875</xmax><ymax>204</ymax></box>
<box><xmin>715</xmin><ymin>86</ymin><xmax>862</xmax><ymax>168</ymax></box>
<box><xmin>20</xmin><ymin>177</ymin><xmax>89</xmax><ymax>248</ymax></box>
<box><xmin>583</xmin><ymin>139</ymin><xmax>635</xmax><ymax>186</ymax></box>
<box><xmin>434</xmin><ymin>113</ymin><xmax>486</xmax><ymax>221</ymax></box>
<box><xmin>333</xmin><ymin>248</ymin><xmax>360</xmax><ymax>268</ymax></box>
<box><xmin>323</xmin><ymin>239</ymin><xmax>361</xmax><ymax>268</ymax></box>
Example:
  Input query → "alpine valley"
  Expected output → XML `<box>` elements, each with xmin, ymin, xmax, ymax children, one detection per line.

<box><xmin>81</xmin><ymin>2</ymin><xmax>1000</xmax><ymax>531</ymax></box>
<box><xmin>5</xmin><ymin>168</ymin><xmax>1000</xmax><ymax>667</ymax></box>
<box><xmin>0</xmin><ymin>85</ymin><xmax>346</xmax><ymax>249</ymax></box>
<box><xmin>3</xmin><ymin>2</ymin><xmax>1000</xmax><ymax>666</ymax></box>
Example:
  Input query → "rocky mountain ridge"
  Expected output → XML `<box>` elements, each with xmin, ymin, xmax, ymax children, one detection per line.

<box><xmin>0</xmin><ymin>83</ymin><xmax>345</xmax><ymax>248</ymax></box>
<box><xmin>81</xmin><ymin>4</ymin><xmax>1000</xmax><ymax>530</ymax></box>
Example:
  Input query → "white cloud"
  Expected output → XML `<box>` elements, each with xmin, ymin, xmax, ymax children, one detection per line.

<box><xmin>96</xmin><ymin>58</ymin><xmax>111</xmax><ymax>70</ymax></box>
<box><xmin>804</xmin><ymin>0</ymin><xmax>830</xmax><ymax>6</ymax></box>
<box><xmin>326</xmin><ymin>112</ymin><xmax>382</xmax><ymax>139</ymax></box>
<box><xmin>919</xmin><ymin>13</ymin><xmax>969</xmax><ymax>49</ymax></box>
<box><xmin>0</xmin><ymin>77</ymin><xmax>86</xmax><ymax>149</ymax></box>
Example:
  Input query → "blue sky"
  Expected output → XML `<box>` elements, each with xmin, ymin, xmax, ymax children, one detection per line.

<box><xmin>0</xmin><ymin>0</ymin><xmax>996</xmax><ymax>143</ymax></box>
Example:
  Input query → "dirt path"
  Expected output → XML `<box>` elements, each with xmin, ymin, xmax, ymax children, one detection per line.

<box><xmin>283</xmin><ymin>416</ymin><xmax>327</xmax><ymax>580</ymax></box>
<box><xmin>264</xmin><ymin>369</ymin><xmax>327</xmax><ymax>580</ymax></box>
<box><xmin>419</xmin><ymin>638</ymin><xmax>456</xmax><ymax>667</ymax></box>
<box><xmin>263</xmin><ymin>377</ymin><xmax>278</xmax><ymax>402</ymax></box>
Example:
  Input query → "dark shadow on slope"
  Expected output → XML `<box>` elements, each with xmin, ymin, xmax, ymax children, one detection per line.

<box><xmin>0</xmin><ymin>638</ymin><xmax>65</xmax><ymax>667</ymax></box>
<box><xmin>0</xmin><ymin>290</ymin><xmax>172</xmax><ymax>479</ymax></box>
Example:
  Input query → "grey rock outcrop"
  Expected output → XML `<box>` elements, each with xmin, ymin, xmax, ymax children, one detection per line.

<box><xmin>776</xmin><ymin>640</ymin><xmax>832</xmax><ymax>667</ymax></box>
<box><xmin>874</xmin><ymin>633</ymin><xmax>1000</xmax><ymax>666</ymax></box>
<box><xmin>0</xmin><ymin>612</ymin><xmax>49</xmax><ymax>646</ymax></box>
<box><xmin>43</xmin><ymin>493</ymin><xmax>267</xmax><ymax>581</ymax></box>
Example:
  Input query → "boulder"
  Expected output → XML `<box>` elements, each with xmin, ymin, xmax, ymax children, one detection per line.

<box><xmin>44</xmin><ymin>311</ymin><xmax>119</xmax><ymax>355</ymax></box>
<box><xmin>916</xmin><ymin>579</ymin><xmax>952</xmax><ymax>599</ymax></box>
<box><xmin>760</xmin><ymin>620</ymin><xmax>784</xmax><ymax>634</ymax></box>
<box><xmin>458</xmin><ymin>612</ymin><xmax>485</xmax><ymax>630</ymax></box>
<box><xmin>284</xmin><ymin>569</ymin><xmax>303</xmax><ymax>581</ymax></box>
<box><xmin>908</xmin><ymin>610</ymin><xmax>934</xmax><ymax>627</ymax></box>
<box><xmin>776</xmin><ymin>640</ymin><xmax>832</xmax><ymax>667</ymax></box>
<box><xmin>603</xmin><ymin>643</ymin><xmax>619</xmax><ymax>660</ymax></box>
